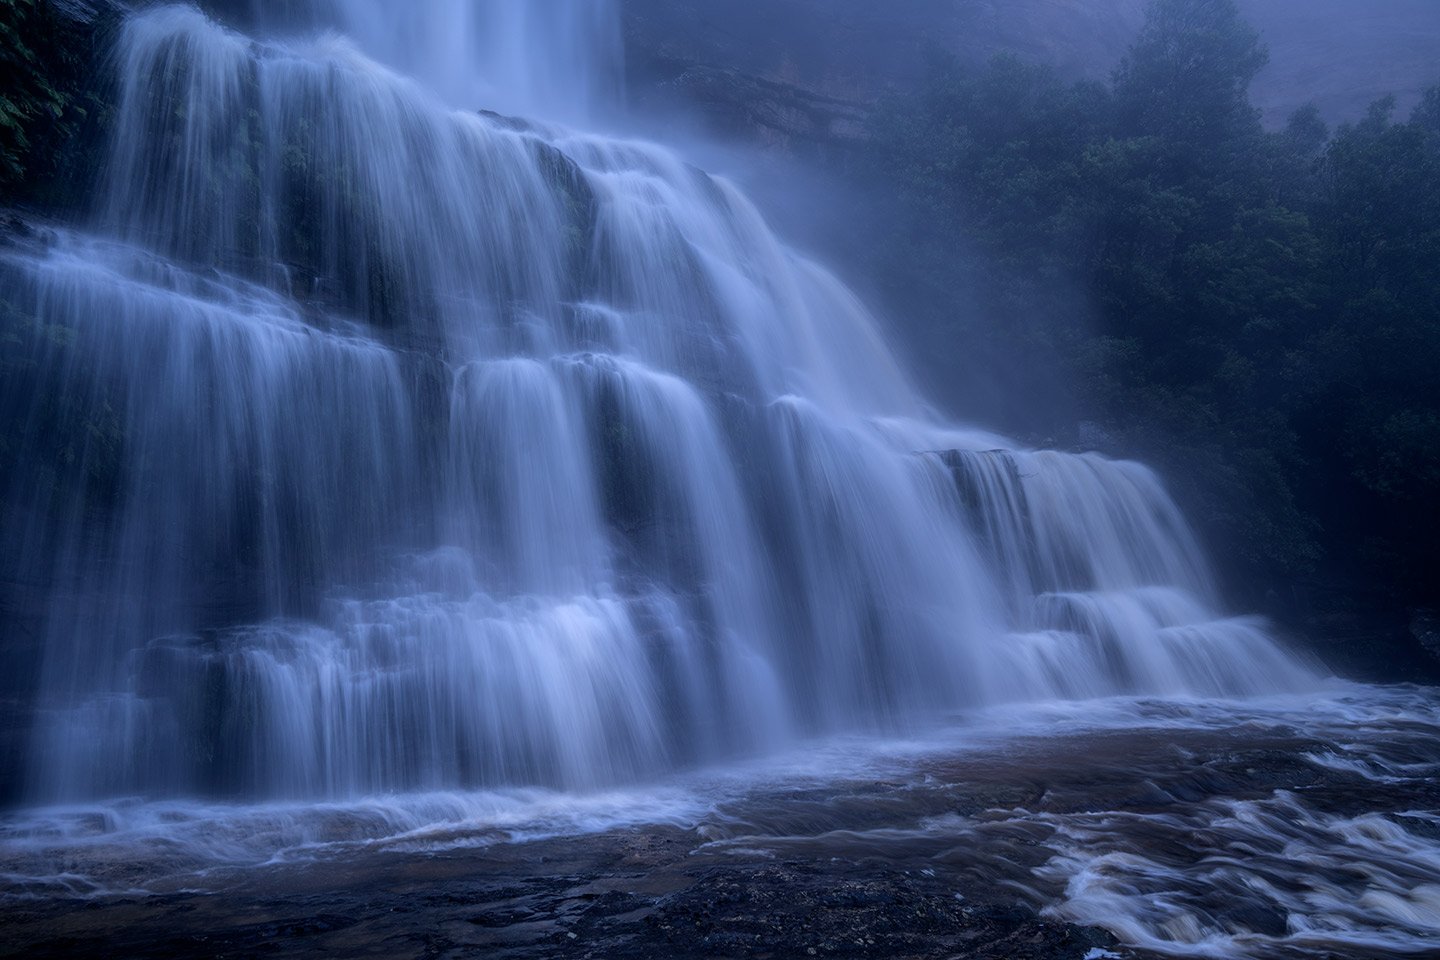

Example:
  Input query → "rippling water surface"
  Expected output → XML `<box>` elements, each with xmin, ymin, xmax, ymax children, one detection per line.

<box><xmin>4</xmin><ymin>682</ymin><xmax>1438</xmax><ymax>958</ymax></box>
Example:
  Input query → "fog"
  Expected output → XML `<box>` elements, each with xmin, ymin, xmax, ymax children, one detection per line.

<box><xmin>624</xmin><ymin>0</ymin><xmax>1440</xmax><ymax>126</ymax></box>
<box><xmin>617</xmin><ymin>0</ymin><xmax>1440</xmax><ymax>436</ymax></box>
<box><xmin>1</xmin><ymin>2</ymin><xmax>1438</xmax><ymax>957</ymax></box>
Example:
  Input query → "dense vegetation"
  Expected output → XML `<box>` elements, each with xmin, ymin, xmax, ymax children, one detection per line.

<box><xmin>0</xmin><ymin>0</ymin><xmax>115</xmax><ymax>539</ymax></box>
<box><xmin>863</xmin><ymin>0</ymin><xmax>1439</xmax><ymax>642</ymax></box>
<box><xmin>0</xmin><ymin>0</ymin><xmax>108</xmax><ymax>204</ymax></box>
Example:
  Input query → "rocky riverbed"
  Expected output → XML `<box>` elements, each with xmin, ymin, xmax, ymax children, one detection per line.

<box><xmin>4</xmin><ymin>684</ymin><xmax>1439</xmax><ymax>959</ymax></box>
<box><xmin>0</xmin><ymin>828</ymin><xmax>1134</xmax><ymax>959</ymax></box>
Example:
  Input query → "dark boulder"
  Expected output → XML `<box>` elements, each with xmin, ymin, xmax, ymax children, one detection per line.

<box><xmin>1413</xmin><ymin>609</ymin><xmax>1440</xmax><ymax>667</ymax></box>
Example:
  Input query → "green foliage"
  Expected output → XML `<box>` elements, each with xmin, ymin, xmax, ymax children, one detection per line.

<box><xmin>0</xmin><ymin>0</ymin><xmax>105</xmax><ymax>200</ymax></box>
<box><xmin>1113</xmin><ymin>0</ymin><xmax>1267</xmax><ymax>157</ymax></box>
<box><xmin>864</xmin><ymin>0</ymin><xmax>1440</xmax><ymax>607</ymax></box>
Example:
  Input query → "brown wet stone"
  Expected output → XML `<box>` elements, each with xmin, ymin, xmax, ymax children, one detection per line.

<box><xmin>0</xmin><ymin>820</ymin><xmax>1143</xmax><ymax>960</ymax></box>
<box><xmin>6</xmin><ymin>705</ymin><xmax>1439</xmax><ymax>960</ymax></box>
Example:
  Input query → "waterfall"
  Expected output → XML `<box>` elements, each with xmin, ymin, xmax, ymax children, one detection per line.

<box><xmin>0</xmin><ymin>2</ymin><xmax>1315</xmax><ymax>805</ymax></box>
<box><xmin>212</xmin><ymin>0</ymin><xmax>622</xmax><ymax>120</ymax></box>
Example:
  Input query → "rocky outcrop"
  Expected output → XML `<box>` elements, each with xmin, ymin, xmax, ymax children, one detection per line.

<box><xmin>625</xmin><ymin>56</ymin><xmax>870</xmax><ymax>155</ymax></box>
<box><xmin>1414</xmin><ymin>609</ymin><xmax>1440</xmax><ymax>667</ymax></box>
<box><xmin>621</xmin><ymin>0</ymin><xmax>1440</xmax><ymax>149</ymax></box>
<box><xmin>624</xmin><ymin>0</ymin><xmax>1146</xmax><ymax>104</ymax></box>
<box><xmin>623</xmin><ymin>0</ymin><xmax>1138</xmax><ymax>152</ymax></box>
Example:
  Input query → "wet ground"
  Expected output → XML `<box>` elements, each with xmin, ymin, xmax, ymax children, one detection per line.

<box><xmin>0</xmin><ymin>830</ymin><xmax>1134</xmax><ymax>959</ymax></box>
<box><xmin>3</xmin><ymin>685</ymin><xmax>1438</xmax><ymax>959</ymax></box>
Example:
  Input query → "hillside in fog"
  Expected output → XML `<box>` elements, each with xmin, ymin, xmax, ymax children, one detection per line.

<box><xmin>1243</xmin><ymin>0</ymin><xmax>1440</xmax><ymax>123</ymax></box>
<box><xmin>625</xmin><ymin>0</ymin><xmax>1440</xmax><ymax>140</ymax></box>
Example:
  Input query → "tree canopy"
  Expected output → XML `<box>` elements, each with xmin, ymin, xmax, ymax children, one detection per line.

<box><xmin>864</xmin><ymin>0</ymin><xmax>1440</xmax><ymax>627</ymax></box>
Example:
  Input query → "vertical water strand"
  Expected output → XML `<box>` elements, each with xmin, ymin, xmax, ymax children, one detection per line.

<box><xmin>321</xmin><ymin>0</ymin><xmax>623</xmax><ymax>119</ymax></box>
<box><xmin>0</xmin><ymin>2</ymin><xmax>1319</xmax><ymax>805</ymax></box>
<box><xmin>446</xmin><ymin>358</ymin><xmax>606</xmax><ymax>596</ymax></box>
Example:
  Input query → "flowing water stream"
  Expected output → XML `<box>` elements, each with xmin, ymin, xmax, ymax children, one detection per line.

<box><xmin>0</xmin><ymin>2</ymin><xmax>1436</xmax><ymax>957</ymax></box>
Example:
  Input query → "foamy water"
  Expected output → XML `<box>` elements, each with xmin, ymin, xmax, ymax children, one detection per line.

<box><xmin>5</xmin><ymin>683</ymin><xmax>1438</xmax><ymax>958</ymax></box>
<box><xmin>0</xmin><ymin>5</ymin><xmax>1430</xmax><ymax>958</ymax></box>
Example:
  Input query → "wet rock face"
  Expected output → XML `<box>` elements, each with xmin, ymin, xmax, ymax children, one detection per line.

<box><xmin>1414</xmin><ymin>609</ymin><xmax>1440</xmax><ymax>666</ymax></box>
<box><xmin>623</xmin><ymin>58</ymin><xmax>871</xmax><ymax>155</ymax></box>
<box><xmin>621</xmin><ymin>0</ymin><xmax>1440</xmax><ymax>146</ymax></box>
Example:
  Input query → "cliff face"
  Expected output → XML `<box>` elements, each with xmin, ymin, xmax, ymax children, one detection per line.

<box><xmin>1243</xmin><ymin>0</ymin><xmax>1440</xmax><ymax>125</ymax></box>
<box><xmin>623</xmin><ymin>0</ymin><xmax>1440</xmax><ymax>147</ymax></box>
<box><xmin>624</xmin><ymin>0</ymin><xmax>1145</xmax><ymax>97</ymax></box>
<box><xmin>622</xmin><ymin>0</ymin><xmax>1146</xmax><ymax>151</ymax></box>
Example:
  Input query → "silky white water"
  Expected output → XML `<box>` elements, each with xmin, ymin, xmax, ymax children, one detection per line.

<box><xmin>0</xmin><ymin>0</ymin><xmax>1314</xmax><ymax>801</ymax></box>
<box><xmin>3</xmin><ymin>2</ymin><xmax>1428</xmax><ymax>957</ymax></box>
<box><xmin>4</xmin><ymin>685</ymin><xmax>1439</xmax><ymax>959</ymax></box>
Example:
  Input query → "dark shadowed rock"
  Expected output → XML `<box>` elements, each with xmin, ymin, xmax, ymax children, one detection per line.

<box><xmin>1413</xmin><ymin>609</ymin><xmax>1440</xmax><ymax>666</ymax></box>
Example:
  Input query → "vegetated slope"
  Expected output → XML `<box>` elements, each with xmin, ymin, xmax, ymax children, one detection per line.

<box><xmin>623</xmin><ymin>0</ymin><xmax>1440</xmax><ymax>140</ymax></box>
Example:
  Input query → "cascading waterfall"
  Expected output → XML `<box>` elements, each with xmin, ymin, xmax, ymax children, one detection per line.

<box><xmin>207</xmin><ymin>0</ymin><xmax>621</xmax><ymax>119</ymax></box>
<box><xmin>0</xmin><ymin>0</ymin><xmax>1316</xmax><ymax>807</ymax></box>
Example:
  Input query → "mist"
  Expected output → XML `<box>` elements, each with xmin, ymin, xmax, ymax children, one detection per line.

<box><xmin>1</xmin><ymin>2</ymin><xmax>1438</xmax><ymax>958</ymax></box>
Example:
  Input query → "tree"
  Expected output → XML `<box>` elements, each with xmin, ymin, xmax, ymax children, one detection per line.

<box><xmin>1112</xmin><ymin>0</ymin><xmax>1267</xmax><ymax>168</ymax></box>
<box><xmin>863</xmin><ymin>0</ymin><xmax>1440</xmax><ymax>625</ymax></box>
